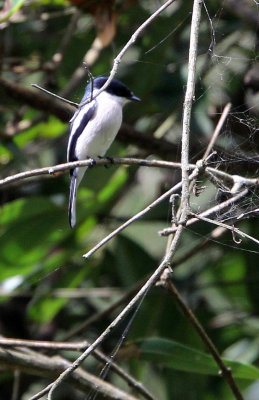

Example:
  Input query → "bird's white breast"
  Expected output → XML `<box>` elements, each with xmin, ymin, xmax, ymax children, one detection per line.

<box><xmin>75</xmin><ymin>91</ymin><xmax>123</xmax><ymax>160</ymax></box>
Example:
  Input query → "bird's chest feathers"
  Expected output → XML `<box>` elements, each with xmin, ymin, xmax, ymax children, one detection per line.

<box><xmin>77</xmin><ymin>93</ymin><xmax>123</xmax><ymax>158</ymax></box>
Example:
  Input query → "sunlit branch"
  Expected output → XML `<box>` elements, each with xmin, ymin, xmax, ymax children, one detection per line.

<box><xmin>1</xmin><ymin>156</ymin><xmax>257</xmax><ymax>189</ymax></box>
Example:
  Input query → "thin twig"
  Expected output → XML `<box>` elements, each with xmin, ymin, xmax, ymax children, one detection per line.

<box><xmin>166</xmin><ymin>0</ymin><xmax>202</xmax><ymax>254</ymax></box>
<box><xmin>1</xmin><ymin>156</ymin><xmax>257</xmax><ymax>189</ymax></box>
<box><xmin>159</xmin><ymin>188</ymin><xmax>249</xmax><ymax>235</ymax></box>
<box><xmin>178</xmin><ymin>0</ymin><xmax>202</xmax><ymax>223</ymax></box>
<box><xmin>79</xmin><ymin>0</ymin><xmax>177</xmax><ymax>108</ymax></box>
<box><xmin>190</xmin><ymin>212</ymin><xmax>259</xmax><ymax>246</ymax></box>
<box><xmin>83</xmin><ymin>169</ymin><xmax>199</xmax><ymax>259</ymax></box>
<box><xmin>11</xmin><ymin>370</ymin><xmax>21</xmax><ymax>400</ymax></box>
<box><xmin>0</xmin><ymin>77</ymin><xmax>73</xmax><ymax>122</ymax></box>
<box><xmin>160</xmin><ymin>278</ymin><xmax>244</xmax><ymax>400</ymax></box>
<box><xmin>83</xmin><ymin>63</ymin><xmax>94</xmax><ymax>102</ymax></box>
<box><xmin>0</xmin><ymin>338</ymin><xmax>87</xmax><ymax>350</ymax></box>
<box><xmin>33</xmin><ymin>0</ymin><xmax>177</xmax><ymax>109</ymax></box>
<box><xmin>31</xmin><ymin>84</ymin><xmax>79</xmax><ymax>108</ymax></box>
<box><xmin>202</xmin><ymin>103</ymin><xmax>231</xmax><ymax>160</ymax></box>
<box><xmin>206</xmin><ymin>169</ymin><xmax>258</xmax><ymax>188</ymax></box>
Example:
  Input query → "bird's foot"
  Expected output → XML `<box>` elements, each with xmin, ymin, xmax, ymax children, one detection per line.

<box><xmin>88</xmin><ymin>157</ymin><xmax>96</xmax><ymax>168</ymax></box>
<box><xmin>98</xmin><ymin>156</ymin><xmax>114</xmax><ymax>169</ymax></box>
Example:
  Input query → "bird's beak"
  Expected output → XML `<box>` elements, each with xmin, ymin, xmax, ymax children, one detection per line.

<box><xmin>130</xmin><ymin>94</ymin><xmax>141</xmax><ymax>102</ymax></box>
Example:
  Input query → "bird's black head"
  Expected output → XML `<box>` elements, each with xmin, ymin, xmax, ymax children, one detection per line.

<box><xmin>84</xmin><ymin>76</ymin><xmax>140</xmax><ymax>102</ymax></box>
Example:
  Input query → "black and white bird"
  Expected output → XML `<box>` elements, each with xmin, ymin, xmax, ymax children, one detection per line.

<box><xmin>67</xmin><ymin>76</ymin><xmax>140</xmax><ymax>228</ymax></box>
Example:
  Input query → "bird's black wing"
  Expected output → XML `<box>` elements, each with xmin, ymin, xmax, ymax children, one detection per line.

<box><xmin>67</xmin><ymin>101</ymin><xmax>97</xmax><ymax>166</ymax></box>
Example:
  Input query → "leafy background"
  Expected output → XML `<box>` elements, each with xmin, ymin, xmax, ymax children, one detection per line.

<box><xmin>0</xmin><ymin>0</ymin><xmax>258</xmax><ymax>399</ymax></box>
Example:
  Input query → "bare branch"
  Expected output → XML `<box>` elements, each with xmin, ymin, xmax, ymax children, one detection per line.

<box><xmin>83</xmin><ymin>169</ymin><xmax>199</xmax><ymax>259</ymax></box>
<box><xmin>0</xmin><ymin>158</ymin><xmax>188</xmax><ymax>188</ymax></box>
<box><xmin>31</xmin><ymin>84</ymin><xmax>79</xmax><ymax>108</ymax></box>
<box><xmin>202</xmin><ymin>103</ymin><xmax>231</xmax><ymax>160</ymax></box>
<box><xmin>190</xmin><ymin>212</ymin><xmax>259</xmax><ymax>246</ymax></box>
<box><xmin>0</xmin><ymin>338</ymin><xmax>87</xmax><ymax>350</ymax></box>
<box><xmin>0</xmin><ymin>154</ymin><xmax>257</xmax><ymax>190</ymax></box>
<box><xmin>179</xmin><ymin>0</ymin><xmax>202</xmax><ymax>223</ymax></box>
<box><xmin>0</xmin><ymin>78</ymin><xmax>73</xmax><ymax>122</ymax></box>
<box><xmin>166</xmin><ymin>0</ymin><xmax>202</xmax><ymax>253</ymax></box>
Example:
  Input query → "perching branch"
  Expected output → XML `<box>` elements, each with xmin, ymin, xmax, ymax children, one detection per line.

<box><xmin>1</xmin><ymin>152</ymin><xmax>258</xmax><ymax>194</ymax></box>
<box><xmin>1</xmin><ymin>154</ymin><xmax>257</xmax><ymax>189</ymax></box>
<box><xmin>0</xmin><ymin>158</ymin><xmax>188</xmax><ymax>188</ymax></box>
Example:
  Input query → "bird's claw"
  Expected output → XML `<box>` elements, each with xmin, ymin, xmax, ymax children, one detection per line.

<box><xmin>89</xmin><ymin>158</ymin><xmax>96</xmax><ymax>168</ymax></box>
<box><xmin>98</xmin><ymin>156</ymin><xmax>114</xmax><ymax>169</ymax></box>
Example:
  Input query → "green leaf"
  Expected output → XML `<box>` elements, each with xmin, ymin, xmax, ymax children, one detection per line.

<box><xmin>0</xmin><ymin>197</ymin><xmax>68</xmax><ymax>276</ymax></box>
<box><xmin>134</xmin><ymin>338</ymin><xmax>259</xmax><ymax>380</ymax></box>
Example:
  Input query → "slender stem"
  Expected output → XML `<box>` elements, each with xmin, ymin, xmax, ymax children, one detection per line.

<box><xmin>190</xmin><ymin>212</ymin><xmax>259</xmax><ymax>246</ymax></box>
<box><xmin>166</xmin><ymin>0</ymin><xmax>202</xmax><ymax>253</ymax></box>
<box><xmin>202</xmin><ymin>103</ymin><xmax>231</xmax><ymax>160</ymax></box>
<box><xmin>31</xmin><ymin>84</ymin><xmax>79</xmax><ymax>108</ymax></box>
<box><xmin>160</xmin><ymin>188</ymin><xmax>249</xmax><ymax>235</ymax></box>
<box><xmin>83</xmin><ymin>169</ymin><xmax>199</xmax><ymax>259</ymax></box>
<box><xmin>179</xmin><ymin>0</ymin><xmax>202</xmax><ymax>223</ymax></box>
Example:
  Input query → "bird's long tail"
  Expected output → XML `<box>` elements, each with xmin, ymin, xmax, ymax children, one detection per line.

<box><xmin>68</xmin><ymin>170</ymin><xmax>78</xmax><ymax>228</ymax></box>
<box><xmin>68</xmin><ymin>167</ymin><xmax>87</xmax><ymax>228</ymax></box>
